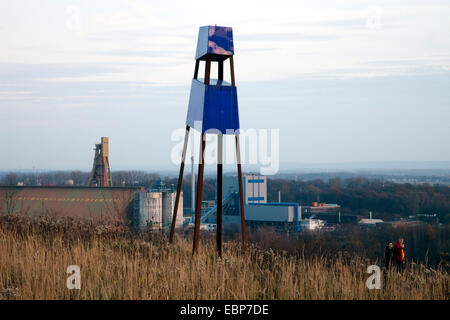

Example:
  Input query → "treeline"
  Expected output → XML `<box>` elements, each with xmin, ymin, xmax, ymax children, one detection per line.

<box><xmin>0</xmin><ymin>171</ymin><xmax>160</xmax><ymax>188</ymax></box>
<box><xmin>1</xmin><ymin>172</ymin><xmax>449</xmax><ymax>223</ymax></box>
<box><xmin>268</xmin><ymin>177</ymin><xmax>450</xmax><ymax>223</ymax></box>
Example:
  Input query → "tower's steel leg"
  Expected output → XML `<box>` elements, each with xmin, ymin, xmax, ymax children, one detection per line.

<box><xmin>194</xmin><ymin>59</ymin><xmax>200</xmax><ymax>79</ymax></box>
<box><xmin>218</xmin><ymin>59</ymin><xmax>224</xmax><ymax>81</ymax></box>
<box><xmin>217</xmin><ymin>134</ymin><xmax>223</xmax><ymax>257</ymax></box>
<box><xmin>235</xmin><ymin>135</ymin><xmax>247</xmax><ymax>253</ymax></box>
<box><xmin>192</xmin><ymin>133</ymin><xmax>206</xmax><ymax>255</ymax></box>
<box><xmin>204</xmin><ymin>56</ymin><xmax>211</xmax><ymax>85</ymax></box>
<box><xmin>229</xmin><ymin>56</ymin><xmax>235</xmax><ymax>86</ymax></box>
<box><xmin>230</xmin><ymin>55</ymin><xmax>245</xmax><ymax>252</ymax></box>
<box><xmin>169</xmin><ymin>125</ymin><xmax>190</xmax><ymax>244</ymax></box>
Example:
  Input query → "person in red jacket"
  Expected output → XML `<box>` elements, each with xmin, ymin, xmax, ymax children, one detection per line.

<box><xmin>393</xmin><ymin>238</ymin><xmax>406</xmax><ymax>271</ymax></box>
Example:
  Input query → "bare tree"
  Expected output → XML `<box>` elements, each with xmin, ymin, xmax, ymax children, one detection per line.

<box><xmin>2</xmin><ymin>173</ymin><xmax>18</xmax><ymax>186</ymax></box>
<box><xmin>0</xmin><ymin>189</ymin><xmax>19</xmax><ymax>215</ymax></box>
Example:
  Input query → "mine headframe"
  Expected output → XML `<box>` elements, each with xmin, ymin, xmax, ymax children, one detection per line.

<box><xmin>87</xmin><ymin>137</ymin><xmax>112</xmax><ymax>187</ymax></box>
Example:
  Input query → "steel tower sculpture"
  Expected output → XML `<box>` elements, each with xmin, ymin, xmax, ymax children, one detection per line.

<box><xmin>169</xmin><ymin>25</ymin><xmax>247</xmax><ymax>256</ymax></box>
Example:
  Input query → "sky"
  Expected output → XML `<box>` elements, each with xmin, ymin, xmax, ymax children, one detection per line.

<box><xmin>0</xmin><ymin>0</ymin><xmax>449</xmax><ymax>172</ymax></box>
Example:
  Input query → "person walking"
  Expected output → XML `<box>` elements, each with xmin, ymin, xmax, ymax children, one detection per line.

<box><xmin>393</xmin><ymin>238</ymin><xmax>406</xmax><ymax>272</ymax></box>
<box><xmin>384</xmin><ymin>241</ymin><xmax>394</xmax><ymax>270</ymax></box>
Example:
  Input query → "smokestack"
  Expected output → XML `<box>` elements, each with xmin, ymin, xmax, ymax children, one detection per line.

<box><xmin>278</xmin><ymin>191</ymin><xmax>281</xmax><ymax>202</ymax></box>
<box><xmin>191</xmin><ymin>156</ymin><xmax>195</xmax><ymax>215</ymax></box>
<box><xmin>369</xmin><ymin>211</ymin><xmax>372</xmax><ymax>220</ymax></box>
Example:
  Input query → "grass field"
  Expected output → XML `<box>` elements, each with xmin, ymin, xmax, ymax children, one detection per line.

<box><xmin>0</xmin><ymin>215</ymin><xmax>448</xmax><ymax>300</ymax></box>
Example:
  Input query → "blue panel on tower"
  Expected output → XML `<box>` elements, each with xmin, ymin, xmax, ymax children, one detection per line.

<box><xmin>203</xmin><ymin>84</ymin><xmax>239</xmax><ymax>133</ymax></box>
<box><xmin>186</xmin><ymin>79</ymin><xmax>239</xmax><ymax>134</ymax></box>
<box><xmin>195</xmin><ymin>26</ymin><xmax>234</xmax><ymax>60</ymax></box>
<box><xmin>186</xmin><ymin>79</ymin><xmax>205</xmax><ymax>128</ymax></box>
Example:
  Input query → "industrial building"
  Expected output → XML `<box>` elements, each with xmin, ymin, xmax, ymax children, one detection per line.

<box><xmin>0</xmin><ymin>186</ymin><xmax>138</xmax><ymax>221</ymax></box>
<box><xmin>2</xmin><ymin>170</ymin><xmax>357</xmax><ymax>233</ymax></box>
<box><xmin>358</xmin><ymin>218</ymin><xmax>384</xmax><ymax>226</ymax></box>
<box><xmin>133</xmin><ymin>179</ymin><xmax>183</xmax><ymax>230</ymax></box>
<box><xmin>300</xmin><ymin>218</ymin><xmax>326</xmax><ymax>231</ymax></box>
<box><xmin>1</xmin><ymin>174</ymin><xmax>357</xmax><ymax>233</ymax></box>
<box><xmin>196</xmin><ymin>174</ymin><xmax>301</xmax><ymax>231</ymax></box>
<box><xmin>0</xmin><ymin>137</ymin><xmax>184</xmax><ymax>232</ymax></box>
<box><xmin>0</xmin><ymin>182</ymin><xmax>183</xmax><ymax>231</ymax></box>
<box><xmin>0</xmin><ymin>135</ymin><xmax>185</xmax><ymax>231</ymax></box>
<box><xmin>300</xmin><ymin>202</ymin><xmax>357</xmax><ymax>225</ymax></box>
<box><xmin>303</xmin><ymin>202</ymin><xmax>340</xmax><ymax>214</ymax></box>
<box><xmin>186</xmin><ymin>173</ymin><xmax>357</xmax><ymax>232</ymax></box>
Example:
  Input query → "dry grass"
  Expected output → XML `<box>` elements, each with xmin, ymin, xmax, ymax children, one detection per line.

<box><xmin>0</xmin><ymin>215</ymin><xmax>448</xmax><ymax>300</ymax></box>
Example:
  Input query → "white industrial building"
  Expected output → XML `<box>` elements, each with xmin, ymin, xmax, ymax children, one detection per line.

<box><xmin>300</xmin><ymin>219</ymin><xmax>325</xmax><ymax>231</ymax></box>
<box><xmin>358</xmin><ymin>218</ymin><xmax>384</xmax><ymax>226</ymax></box>
<box><xmin>199</xmin><ymin>174</ymin><xmax>301</xmax><ymax>231</ymax></box>
<box><xmin>358</xmin><ymin>212</ymin><xmax>383</xmax><ymax>226</ymax></box>
<box><xmin>134</xmin><ymin>180</ymin><xmax>183</xmax><ymax>230</ymax></box>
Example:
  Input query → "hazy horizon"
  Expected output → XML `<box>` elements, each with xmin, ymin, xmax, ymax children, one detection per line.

<box><xmin>2</xmin><ymin>160</ymin><xmax>450</xmax><ymax>175</ymax></box>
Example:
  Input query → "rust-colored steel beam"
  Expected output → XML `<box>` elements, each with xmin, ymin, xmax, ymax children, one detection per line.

<box><xmin>204</xmin><ymin>56</ymin><xmax>211</xmax><ymax>85</ymax></box>
<box><xmin>192</xmin><ymin>133</ymin><xmax>206</xmax><ymax>256</ymax></box>
<box><xmin>229</xmin><ymin>56</ymin><xmax>235</xmax><ymax>86</ymax></box>
<box><xmin>169</xmin><ymin>125</ymin><xmax>190</xmax><ymax>244</ymax></box>
<box><xmin>235</xmin><ymin>135</ymin><xmax>247</xmax><ymax>253</ymax></box>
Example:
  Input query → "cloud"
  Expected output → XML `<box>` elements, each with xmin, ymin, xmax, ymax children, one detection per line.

<box><xmin>240</xmin><ymin>47</ymin><xmax>278</xmax><ymax>53</ymax></box>
<box><xmin>0</xmin><ymin>62</ymin><xmax>187</xmax><ymax>105</ymax></box>
<box><xmin>236</xmin><ymin>32</ymin><xmax>340</xmax><ymax>42</ymax></box>
<box><xmin>312</xmin><ymin>16</ymin><xmax>400</xmax><ymax>30</ymax></box>
<box><xmin>0</xmin><ymin>63</ymin><xmax>122</xmax><ymax>83</ymax></box>
<box><xmin>363</xmin><ymin>57</ymin><xmax>450</xmax><ymax>67</ymax></box>
<box><xmin>96</xmin><ymin>49</ymin><xmax>191</xmax><ymax>59</ymax></box>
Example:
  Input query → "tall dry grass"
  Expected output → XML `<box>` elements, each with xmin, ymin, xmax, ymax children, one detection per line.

<box><xmin>0</xmin><ymin>215</ymin><xmax>448</xmax><ymax>300</ymax></box>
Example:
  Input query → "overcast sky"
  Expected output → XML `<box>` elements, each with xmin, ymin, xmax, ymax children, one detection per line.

<box><xmin>0</xmin><ymin>0</ymin><xmax>449</xmax><ymax>172</ymax></box>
